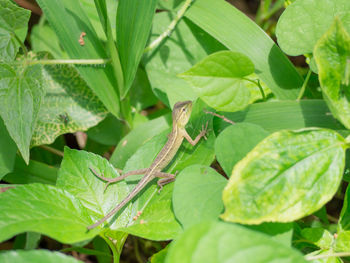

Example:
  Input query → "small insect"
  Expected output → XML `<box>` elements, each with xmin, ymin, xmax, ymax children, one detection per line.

<box><xmin>79</xmin><ymin>32</ymin><xmax>86</xmax><ymax>46</ymax></box>
<box><xmin>58</xmin><ymin>112</ymin><xmax>70</xmax><ymax>125</ymax></box>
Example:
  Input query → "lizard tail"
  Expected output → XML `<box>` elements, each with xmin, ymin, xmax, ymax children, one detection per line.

<box><xmin>87</xmin><ymin>174</ymin><xmax>152</xmax><ymax>230</ymax></box>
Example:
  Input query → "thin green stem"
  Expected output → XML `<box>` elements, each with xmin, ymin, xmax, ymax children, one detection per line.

<box><xmin>101</xmin><ymin>234</ymin><xmax>121</xmax><ymax>263</ymax></box>
<box><xmin>297</xmin><ymin>69</ymin><xmax>312</xmax><ymax>101</ymax></box>
<box><xmin>25</xmin><ymin>58</ymin><xmax>110</xmax><ymax>66</ymax></box>
<box><xmin>39</xmin><ymin>145</ymin><xmax>64</xmax><ymax>157</ymax></box>
<box><xmin>242</xmin><ymin>77</ymin><xmax>266</xmax><ymax>100</ymax></box>
<box><xmin>13</xmin><ymin>33</ymin><xmax>28</xmax><ymax>57</ymax></box>
<box><xmin>306</xmin><ymin>251</ymin><xmax>350</xmax><ymax>261</ymax></box>
<box><xmin>144</xmin><ymin>0</ymin><xmax>194</xmax><ymax>53</ymax></box>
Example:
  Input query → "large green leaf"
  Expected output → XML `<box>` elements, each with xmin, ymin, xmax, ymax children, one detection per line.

<box><xmin>179</xmin><ymin>51</ymin><xmax>269</xmax><ymax>112</ymax></box>
<box><xmin>0</xmin><ymin>250</ymin><xmax>83</xmax><ymax>263</ymax></box>
<box><xmin>31</xmin><ymin>52</ymin><xmax>108</xmax><ymax>147</ymax></box>
<box><xmin>222</xmin><ymin>128</ymin><xmax>347</xmax><ymax>224</ymax></box>
<box><xmin>57</xmin><ymin>148</ymin><xmax>133</xmax><ymax>229</ymax></box>
<box><xmin>116</xmin><ymin>0</ymin><xmax>157</xmax><ymax>97</ymax></box>
<box><xmin>185</xmin><ymin>0</ymin><xmax>303</xmax><ymax>100</ymax></box>
<box><xmin>165</xmin><ymin>221</ymin><xmax>307</xmax><ymax>263</ymax></box>
<box><xmin>0</xmin><ymin>117</ymin><xmax>16</xmax><ymax>180</ymax></box>
<box><xmin>144</xmin><ymin>12</ymin><xmax>225</xmax><ymax>107</ymax></box>
<box><xmin>35</xmin><ymin>0</ymin><xmax>121</xmax><ymax>117</ymax></box>
<box><xmin>314</xmin><ymin>19</ymin><xmax>350</xmax><ymax>129</ymax></box>
<box><xmin>215</xmin><ymin>123</ymin><xmax>269</xmax><ymax>176</ymax></box>
<box><xmin>214</xmin><ymin>100</ymin><xmax>346</xmax><ymax>135</ymax></box>
<box><xmin>0</xmin><ymin>183</ymin><xmax>98</xmax><ymax>244</ymax></box>
<box><xmin>276</xmin><ymin>0</ymin><xmax>350</xmax><ymax>56</ymax></box>
<box><xmin>172</xmin><ymin>165</ymin><xmax>227</xmax><ymax>229</ymax></box>
<box><xmin>0</xmin><ymin>0</ymin><xmax>30</xmax><ymax>61</ymax></box>
<box><xmin>0</xmin><ymin>63</ymin><xmax>44</xmax><ymax>163</ymax></box>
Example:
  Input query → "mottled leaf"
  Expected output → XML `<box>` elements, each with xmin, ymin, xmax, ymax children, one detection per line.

<box><xmin>276</xmin><ymin>0</ymin><xmax>350</xmax><ymax>56</ymax></box>
<box><xmin>222</xmin><ymin>129</ymin><xmax>347</xmax><ymax>224</ymax></box>
<box><xmin>31</xmin><ymin>52</ymin><xmax>107</xmax><ymax>146</ymax></box>
<box><xmin>314</xmin><ymin>19</ymin><xmax>350</xmax><ymax>129</ymax></box>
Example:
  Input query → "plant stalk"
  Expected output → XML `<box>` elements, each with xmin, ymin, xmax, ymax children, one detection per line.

<box><xmin>144</xmin><ymin>0</ymin><xmax>194</xmax><ymax>53</ymax></box>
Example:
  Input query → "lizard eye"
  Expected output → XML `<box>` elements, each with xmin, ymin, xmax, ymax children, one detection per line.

<box><xmin>182</xmin><ymin>108</ymin><xmax>186</xmax><ymax>112</ymax></box>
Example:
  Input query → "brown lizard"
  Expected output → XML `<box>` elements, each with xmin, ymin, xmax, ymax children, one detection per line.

<box><xmin>88</xmin><ymin>100</ymin><xmax>208</xmax><ymax>229</ymax></box>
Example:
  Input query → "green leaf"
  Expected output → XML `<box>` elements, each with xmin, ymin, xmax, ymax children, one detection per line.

<box><xmin>0</xmin><ymin>0</ymin><xmax>30</xmax><ymax>61</ymax></box>
<box><xmin>0</xmin><ymin>117</ymin><xmax>16</xmax><ymax>180</ymax></box>
<box><xmin>179</xmin><ymin>51</ymin><xmax>269</xmax><ymax>112</ymax></box>
<box><xmin>276</xmin><ymin>0</ymin><xmax>350</xmax><ymax>56</ymax></box>
<box><xmin>301</xmin><ymin>228</ymin><xmax>334</xmax><ymax>250</ymax></box>
<box><xmin>339</xmin><ymin>185</ymin><xmax>350</xmax><ymax>232</ymax></box>
<box><xmin>172</xmin><ymin>165</ymin><xmax>227</xmax><ymax>229</ymax></box>
<box><xmin>0</xmin><ymin>183</ymin><xmax>98</xmax><ymax>244</ymax></box>
<box><xmin>144</xmin><ymin>12</ymin><xmax>225</xmax><ymax>107</ymax></box>
<box><xmin>215</xmin><ymin>123</ymin><xmax>269</xmax><ymax>176</ymax></box>
<box><xmin>35</xmin><ymin>0</ymin><xmax>121</xmax><ymax>117</ymax></box>
<box><xmin>30</xmin><ymin>22</ymin><xmax>67</xmax><ymax>59</ymax></box>
<box><xmin>222</xmin><ymin>128</ymin><xmax>347</xmax><ymax>224</ymax></box>
<box><xmin>334</xmin><ymin>231</ymin><xmax>350</xmax><ymax>252</ymax></box>
<box><xmin>57</xmin><ymin>147</ymin><xmax>133</xmax><ymax>228</ymax></box>
<box><xmin>31</xmin><ymin>52</ymin><xmax>108</xmax><ymax>147</ymax></box>
<box><xmin>3</xmin><ymin>155</ymin><xmax>58</xmax><ymax>185</ymax></box>
<box><xmin>0</xmin><ymin>250</ymin><xmax>83</xmax><ymax>263</ymax></box>
<box><xmin>151</xmin><ymin>246</ymin><xmax>168</xmax><ymax>263</ymax></box>
<box><xmin>0</xmin><ymin>63</ymin><xmax>44</xmax><ymax>163</ymax></box>
<box><xmin>314</xmin><ymin>19</ymin><xmax>350</xmax><ymax>129</ymax></box>
<box><xmin>117</xmin><ymin>0</ymin><xmax>157</xmax><ymax>97</ymax></box>
<box><xmin>214</xmin><ymin>100</ymin><xmax>347</xmax><ymax>135</ymax></box>
<box><xmin>185</xmin><ymin>0</ymin><xmax>303</xmax><ymax>100</ymax></box>
<box><xmin>165</xmin><ymin>221</ymin><xmax>307</xmax><ymax>263</ymax></box>
<box><xmin>87</xmin><ymin>114</ymin><xmax>123</xmax><ymax>146</ymax></box>
<box><xmin>110</xmin><ymin>114</ymin><xmax>171</xmax><ymax>169</ymax></box>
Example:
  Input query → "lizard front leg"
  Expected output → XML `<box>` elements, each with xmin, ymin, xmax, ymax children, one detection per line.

<box><xmin>183</xmin><ymin>121</ymin><xmax>209</xmax><ymax>146</ymax></box>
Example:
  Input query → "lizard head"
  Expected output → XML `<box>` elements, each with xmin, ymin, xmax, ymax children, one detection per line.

<box><xmin>173</xmin><ymin>100</ymin><xmax>192</xmax><ymax>128</ymax></box>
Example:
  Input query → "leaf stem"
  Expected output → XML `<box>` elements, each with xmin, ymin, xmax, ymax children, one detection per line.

<box><xmin>13</xmin><ymin>33</ymin><xmax>28</xmax><ymax>57</ymax></box>
<box><xmin>39</xmin><ymin>145</ymin><xmax>64</xmax><ymax>157</ymax></box>
<box><xmin>101</xmin><ymin>234</ymin><xmax>121</xmax><ymax>263</ymax></box>
<box><xmin>144</xmin><ymin>0</ymin><xmax>194</xmax><ymax>53</ymax></box>
<box><xmin>25</xmin><ymin>58</ymin><xmax>110</xmax><ymax>66</ymax></box>
<box><xmin>242</xmin><ymin>77</ymin><xmax>266</xmax><ymax>100</ymax></box>
<box><xmin>297</xmin><ymin>69</ymin><xmax>312</xmax><ymax>101</ymax></box>
<box><xmin>306</xmin><ymin>251</ymin><xmax>350</xmax><ymax>260</ymax></box>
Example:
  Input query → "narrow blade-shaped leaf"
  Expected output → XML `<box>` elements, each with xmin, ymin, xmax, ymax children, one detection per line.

<box><xmin>35</xmin><ymin>0</ymin><xmax>121</xmax><ymax>116</ymax></box>
<box><xmin>185</xmin><ymin>0</ymin><xmax>303</xmax><ymax>99</ymax></box>
<box><xmin>314</xmin><ymin>19</ymin><xmax>350</xmax><ymax>129</ymax></box>
<box><xmin>117</xmin><ymin>0</ymin><xmax>157</xmax><ymax>97</ymax></box>
<box><xmin>0</xmin><ymin>63</ymin><xmax>44</xmax><ymax>163</ymax></box>
<box><xmin>222</xmin><ymin>129</ymin><xmax>347</xmax><ymax>224</ymax></box>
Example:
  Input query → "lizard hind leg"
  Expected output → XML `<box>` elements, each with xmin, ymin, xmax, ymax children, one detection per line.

<box><xmin>89</xmin><ymin>167</ymin><xmax>148</xmax><ymax>191</ymax></box>
<box><xmin>155</xmin><ymin>171</ymin><xmax>178</xmax><ymax>193</ymax></box>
